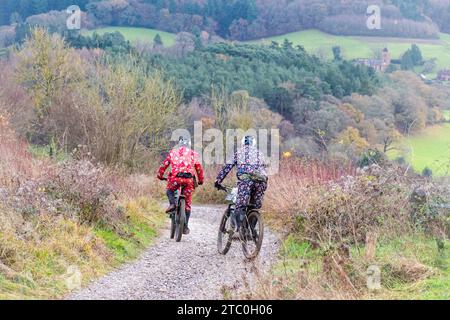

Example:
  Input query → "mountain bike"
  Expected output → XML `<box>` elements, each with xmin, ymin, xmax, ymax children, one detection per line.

<box><xmin>162</xmin><ymin>178</ymin><xmax>186</xmax><ymax>242</ymax></box>
<box><xmin>216</xmin><ymin>184</ymin><xmax>264</xmax><ymax>260</ymax></box>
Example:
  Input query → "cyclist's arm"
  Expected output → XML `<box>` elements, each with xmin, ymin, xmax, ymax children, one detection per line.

<box><xmin>195</xmin><ymin>162</ymin><xmax>204</xmax><ymax>184</ymax></box>
<box><xmin>258</xmin><ymin>151</ymin><xmax>269</xmax><ymax>170</ymax></box>
<box><xmin>157</xmin><ymin>154</ymin><xmax>171</xmax><ymax>180</ymax></box>
<box><xmin>259</xmin><ymin>150</ymin><xmax>266</xmax><ymax>164</ymax></box>
<box><xmin>215</xmin><ymin>153</ymin><xmax>237</xmax><ymax>184</ymax></box>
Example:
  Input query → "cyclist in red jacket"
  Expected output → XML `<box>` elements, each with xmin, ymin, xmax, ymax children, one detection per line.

<box><xmin>157</xmin><ymin>137</ymin><xmax>204</xmax><ymax>235</ymax></box>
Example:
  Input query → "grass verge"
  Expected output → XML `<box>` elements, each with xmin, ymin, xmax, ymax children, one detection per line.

<box><xmin>255</xmin><ymin>234</ymin><xmax>449</xmax><ymax>300</ymax></box>
<box><xmin>0</xmin><ymin>197</ymin><xmax>165</xmax><ymax>299</ymax></box>
<box><xmin>95</xmin><ymin>197</ymin><xmax>165</xmax><ymax>264</ymax></box>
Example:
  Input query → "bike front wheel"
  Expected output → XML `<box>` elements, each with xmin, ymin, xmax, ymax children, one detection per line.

<box><xmin>217</xmin><ymin>208</ymin><xmax>233</xmax><ymax>255</ymax></box>
<box><xmin>241</xmin><ymin>210</ymin><xmax>264</xmax><ymax>260</ymax></box>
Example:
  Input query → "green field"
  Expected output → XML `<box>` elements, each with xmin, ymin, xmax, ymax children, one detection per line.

<box><xmin>391</xmin><ymin>123</ymin><xmax>450</xmax><ymax>176</ymax></box>
<box><xmin>82</xmin><ymin>27</ymin><xmax>177</xmax><ymax>47</ymax></box>
<box><xmin>249</xmin><ymin>29</ymin><xmax>450</xmax><ymax>76</ymax></box>
<box><xmin>0</xmin><ymin>48</ymin><xmax>8</xmax><ymax>58</ymax></box>
<box><xmin>82</xmin><ymin>28</ymin><xmax>450</xmax><ymax>74</ymax></box>
<box><xmin>443</xmin><ymin>110</ymin><xmax>450</xmax><ymax>121</ymax></box>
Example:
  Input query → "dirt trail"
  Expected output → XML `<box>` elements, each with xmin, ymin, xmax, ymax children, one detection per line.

<box><xmin>68</xmin><ymin>205</ymin><xmax>280</xmax><ymax>300</ymax></box>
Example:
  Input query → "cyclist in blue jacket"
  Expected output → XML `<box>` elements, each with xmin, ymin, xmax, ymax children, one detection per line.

<box><xmin>215</xmin><ymin>135</ymin><xmax>268</xmax><ymax>232</ymax></box>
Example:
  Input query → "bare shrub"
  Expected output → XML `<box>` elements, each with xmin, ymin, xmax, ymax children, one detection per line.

<box><xmin>264</xmin><ymin>159</ymin><xmax>447</xmax><ymax>246</ymax></box>
<box><xmin>298</xmin><ymin>168</ymin><xmax>414</xmax><ymax>246</ymax></box>
<box><xmin>12</xmin><ymin>28</ymin><xmax>184</xmax><ymax>169</ymax></box>
<box><xmin>41</xmin><ymin>159</ymin><xmax>124</xmax><ymax>227</ymax></box>
<box><xmin>0</xmin><ymin>61</ymin><xmax>34</xmax><ymax>138</ymax></box>
<box><xmin>15</xmin><ymin>27</ymin><xmax>83</xmax><ymax>123</ymax></box>
<box><xmin>263</xmin><ymin>158</ymin><xmax>356</xmax><ymax>231</ymax></box>
<box><xmin>7</xmin><ymin>158</ymin><xmax>123</xmax><ymax>229</ymax></box>
<box><xmin>0</xmin><ymin>114</ymin><xmax>37</xmax><ymax>189</ymax></box>
<box><xmin>59</xmin><ymin>62</ymin><xmax>183</xmax><ymax>168</ymax></box>
<box><xmin>116</xmin><ymin>173</ymin><xmax>165</xmax><ymax>200</ymax></box>
<box><xmin>1</xmin><ymin>116</ymin><xmax>124</xmax><ymax>228</ymax></box>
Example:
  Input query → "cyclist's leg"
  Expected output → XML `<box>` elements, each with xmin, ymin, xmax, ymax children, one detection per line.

<box><xmin>165</xmin><ymin>178</ymin><xmax>178</xmax><ymax>213</ymax></box>
<box><xmin>181</xmin><ymin>178</ymin><xmax>194</xmax><ymax>233</ymax></box>
<box><xmin>235</xmin><ymin>180</ymin><xmax>252</xmax><ymax>230</ymax></box>
<box><xmin>252</xmin><ymin>181</ymin><xmax>268</xmax><ymax>210</ymax></box>
<box><xmin>248</xmin><ymin>181</ymin><xmax>267</xmax><ymax>229</ymax></box>
<box><xmin>166</xmin><ymin>189</ymin><xmax>176</xmax><ymax>204</ymax></box>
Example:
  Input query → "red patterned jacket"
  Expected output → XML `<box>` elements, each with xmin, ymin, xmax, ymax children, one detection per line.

<box><xmin>157</xmin><ymin>146</ymin><xmax>204</xmax><ymax>184</ymax></box>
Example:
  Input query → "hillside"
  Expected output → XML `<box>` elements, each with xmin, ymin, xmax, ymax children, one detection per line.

<box><xmin>82</xmin><ymin>27</ymin><xmax>177</xmax><ymax>47</ymax></box>
<box><xmin>0</xmin><ymin>21</ymin><xmax>449</xmax><ymax>302</ymax></box>
<box><xmin>249</xmin><ymin>29</ymin><xmax>450</xmax><ymax>76</ymax></box>
<box><xmin>1</xmin><ymin>0</ymin><xmax>448</xmax><ymax>40</ymax></box>
<box><xmin>80</xmin><ymin>26</ymin><xmax>450</xmax><ymax>76</ymax></box>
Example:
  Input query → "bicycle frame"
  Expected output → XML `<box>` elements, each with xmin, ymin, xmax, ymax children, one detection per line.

<box><xmin>161</xmin><ymin>177</ymin><xmax>189</xmax><ymax>242</ymax></box>
<box><xmin>173</xmin><ymin>185</ymin><xmax>186</xmax><ymax>223</ymax></box>
<box><xmin>217</xmin><ymin>186</ymin><xmax>264</xmax><ymax>259</ymax></box>
<box><xmin>223</xmin><ymin>187</ymin><xmax>255</xmax><ymax>217</ymax></box>
<box><xmin>174</xmin><ymin>185</ymin><xmax>186</xmax><ymax>206</ymax></box>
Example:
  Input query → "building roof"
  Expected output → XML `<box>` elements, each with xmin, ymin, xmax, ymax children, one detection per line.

<box><xmin>355</xmin><ymin>58</ymin><xmax>383</xmax><ymax>67</ymax></box>
<box><xmin>438</xmin><ymin>69</ymin><xmax>450</xmax><ymax>76</ymax></box>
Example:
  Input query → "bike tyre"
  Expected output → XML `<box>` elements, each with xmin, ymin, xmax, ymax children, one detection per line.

<box><xmin>170</xmin><ymin>211</ymin><xmax>176</xmax><ymax>239</ymax></box>
<box><xmin>217</xmin><ymin>208</ymin><xmax>233</xmax><ymax>255</ymax></box>
<box><xmin>175</xmin><ymin>199</ymin><xmax>186</xmax><ymax>242</ymax></box>
<box><xmin>241</xmin><ymin>210</ymin><xmax>264</xmax><ymax>260</ymax></box>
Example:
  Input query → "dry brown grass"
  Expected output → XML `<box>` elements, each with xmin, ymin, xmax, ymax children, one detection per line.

<box><xmin>0</xmin><ymin>61</ymin><xmax>34</xmax><ymax>139</ymax></box>
<box><xmin>388</xmin><ymin>257</ymin><xmax>432</xmax><ymax>283</ymax></box>
<box><xmin>1</xmin><ymin>40</ymin><xmax>171</xmax><ymax>295</ymax></box>
<box><xmin>245</xmin><ymin>272</ymin><xmax>359</xmax><ymax>300</ymax></box>
<box><xmin>193</xmin><ymin>165</ymin><xmax>235</xmax><ymax>204</ymax></box>
<box><xmin>263</xmin><ymin>158</ymin><xmax>357</xmax><ymax>231</ymax></box>
<box><xmin>263</xmin><ymin>160</ymin><xmax>445</xmax><ymax>245</ymax></box>
<box><xmin>0</xmin><ymin>115</ymin><xmax>165</xmax><ymax>299</ymax></box>
<box><xmin>0</xmin><ymin>115</ymin><xmax>41</xmax><ymax>188</ymax></box>
<box><xmin>248</xmin><ymin>157</ymin><xmax>449</xmax><ymax>300</ymax></box>
<box><xmin>115</xmin><ymin>173</ymin><xmax>165</xmax><ymax>201</ymax></box>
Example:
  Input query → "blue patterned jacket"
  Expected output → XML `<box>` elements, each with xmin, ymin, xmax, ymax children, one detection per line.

<box><xmin>216</xmin><ymin>145</ymin><xmax>267</xmax><ymax>183</ymax></box>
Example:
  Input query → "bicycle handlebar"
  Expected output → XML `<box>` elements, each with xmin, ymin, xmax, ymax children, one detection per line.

<box><xmin>216</xmin><ymin>184</ymin><xmax>230</xmax><ymax>192</ymax></box>
<box><xmin>160</xmin><ymin>178</ymin><xmax>230</xmax><ymax>192</ymax></box>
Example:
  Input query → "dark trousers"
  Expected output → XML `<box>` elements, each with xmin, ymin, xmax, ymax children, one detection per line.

<box><xmin>234</xmin><ymin>180</ymin><xmax>267</xmax><ymax>227</ymax></box>
<box><xmin>167</xmin><ymin>190</ymin><xmax>191</xmax><ymax>227</ymax></box>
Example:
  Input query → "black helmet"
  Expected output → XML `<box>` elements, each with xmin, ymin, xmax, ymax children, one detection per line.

<box><xmin>178</xmin><ymin>136</ymin><xmax>191</xmax><ymax>148</ymax></box>
<box><xmin>242</xmin><ymin>135</ymin><xmax>256</xmax><ymax>147</ymax></box>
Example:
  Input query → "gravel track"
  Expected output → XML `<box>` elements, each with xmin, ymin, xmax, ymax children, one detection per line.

<box><xmin>68</xmin><ymin>205</ymin><xmax>280</xmax><ymax>300</ymax></box>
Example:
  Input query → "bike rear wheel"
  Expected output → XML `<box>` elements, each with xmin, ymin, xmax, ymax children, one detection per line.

<box><xmin>241</xmin><ymin>210</ymin><xmax>264</xmax><ymax>260</ymax></box>
<box><xmin>217</xmin><ymin>208</ymin><xmax>233</xmax><ymax>255</ymax></box>
<box><xmin>170</xmin><ymin>211</ymin><xmax>176</xmax><ymax>239</ymax></box>
<box><xmin>175</xmin><ymin>199</ymin><xmax>186</xmax><ymax>242</ymax></box>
